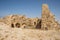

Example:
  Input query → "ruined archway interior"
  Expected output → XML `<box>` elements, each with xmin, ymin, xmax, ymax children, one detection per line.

<box><xmin>11</xmin><ymin>23</ymin><xmax>20</xmax><ymax>28</ymax></box>
<box><xmin>15</xmin><ymin>23</ymin><xmax>20</xmax><ymax>28</ymax></box>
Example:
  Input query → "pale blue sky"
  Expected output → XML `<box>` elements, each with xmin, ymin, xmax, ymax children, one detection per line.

<box><xmin>0</xmin><ymin>0</ymin><xmax>60</xmax><ymax>22</ymax></box>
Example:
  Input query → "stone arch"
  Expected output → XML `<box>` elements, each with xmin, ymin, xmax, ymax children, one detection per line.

<box><xmin>15</xmin><ymin>23</ymin><xmax>20</xmax><ymax>28</ymax></box>
<box><xmin>22</xmin><ymin>23</ymin><xmax>26</xmax><ymax>28</ymax></box>
<box><xmin>22</xmin><ymin>23</ymin><xmax>26</xmax><ymax>25</ymax></box>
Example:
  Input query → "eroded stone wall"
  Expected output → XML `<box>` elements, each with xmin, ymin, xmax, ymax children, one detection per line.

<box><xmin>0</xmin><ymin>4</ymin><xmax>60</xmax><ymax>30</ymax></box>
<box><xmin>41</xmin><ymin>4</ymin><xmax>60</xmax><ymax>30</ymax></box>
<box><xmin>0</xmin><ymin>15</ymin><xmax>39</xmax><ymax>28</ymax></box>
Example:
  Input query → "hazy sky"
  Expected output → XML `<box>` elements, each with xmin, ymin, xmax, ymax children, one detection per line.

<box><xmin>0</xmin><ymin>0</ymin><xmax>60</xmax><ymax>22</ymax></box>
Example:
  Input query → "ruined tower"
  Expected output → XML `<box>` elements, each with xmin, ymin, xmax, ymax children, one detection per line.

<box><xmin>41</xmin><ymin>4</ymin><xmax>49</xmax><ymax>29</ymax></box>
<box><xmin>41</xmin><ymin>4</ymin><xmax>60</xmax><ymax>30</ymax></box>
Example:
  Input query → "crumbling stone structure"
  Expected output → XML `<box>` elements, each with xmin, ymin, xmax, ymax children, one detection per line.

<box><xmin>41</xmin><ymin>4</ymin><xmax>60</xmax><ymax>30</ymax></box>
<box><xmin>0</xmin><ymin>4</ymin><xmax>60</xmax><ymax>30</ymax></box>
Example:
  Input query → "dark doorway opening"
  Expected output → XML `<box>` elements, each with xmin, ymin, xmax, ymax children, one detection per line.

<box><xmin>11</xmin><ymin>23</ymin><xmax>14</xmax><ymax>28</ymax></box>
<box><xmin>34</xmin><ymin>22</ymin><xmax>36</xmax><ymax>25</ymax></box>
<box><xmin>15</xmin><ymin>23</ymin><xmax>20</xmax><ymax>28</ymax></box>
<box><xmin>36</xmin><ymin>20</ymin><xmax>41</xmax><ymax>29</ymax></box>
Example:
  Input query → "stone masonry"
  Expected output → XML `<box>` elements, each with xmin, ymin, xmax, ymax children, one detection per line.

<box><xmin>41</xmin><ymin>4</ymin><xmax>60</xmax><ymax>30</ymax></box>
<box><xmin>0</xmin><ymin>4</ymin><xmax>60</xmax><ymax>30</ymax></box>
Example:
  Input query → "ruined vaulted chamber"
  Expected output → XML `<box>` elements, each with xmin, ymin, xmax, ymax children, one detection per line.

<box><xmin>0</xmin><ymin>4</ymin><xmax>60</xmax><ymax>30</ymax></box>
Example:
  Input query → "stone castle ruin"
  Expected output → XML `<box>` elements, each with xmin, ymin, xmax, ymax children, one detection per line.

<box><xmin>0</xmin><ymin>4</ymin><xmax>60</xmax><ymax>30</ymax></box>
<box><xmin>41</xmin><ymin>4</ymin><xmax>60</xmax><ymax>30</ymax></box>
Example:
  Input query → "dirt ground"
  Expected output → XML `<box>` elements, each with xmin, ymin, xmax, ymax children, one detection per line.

<box><xmin>0</xmin><ymin>23</ymin><xmax>60</xmax><ymax>40</ymax></box>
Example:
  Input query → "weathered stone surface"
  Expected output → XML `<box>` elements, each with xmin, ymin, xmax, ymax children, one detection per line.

<box><xmin>0</xmin><ymin>15</ymin><xmax>39</xmax><ymax>29</ymax></box>
<box><xmin>0</xmin><ymin>24</ymin><xmax>60</xmax><ymax>40</ymax></box>
<box><xmin>0</xmin><ymin>4</ymin><xmax>60</xmax><ymax>30</ymax></box>
<box><xmin>41</xmin><ymin>4</ymin><xmax>60</xmax><ymax>30</ymax></box>
<box><xmin>0</xmin><ymin>4</ymin><xmax>60</xmax><ymax>40</ymax></box>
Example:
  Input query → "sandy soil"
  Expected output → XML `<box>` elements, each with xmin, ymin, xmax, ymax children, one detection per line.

<box><xmin>0</xmin><ymin>22</ymin><xmax>60</xmax><ymax>40</ymax></box>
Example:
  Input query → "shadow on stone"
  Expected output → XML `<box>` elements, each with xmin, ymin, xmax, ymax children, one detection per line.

<box><xmin>36</xmin><ymin>20</ymin><xmax>41</xmax><ymax>29</ymax></box>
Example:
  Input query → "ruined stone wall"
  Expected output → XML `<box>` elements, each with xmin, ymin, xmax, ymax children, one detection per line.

<box><xmin>0</xmin><ymin>4</ymin><xmax>60</xmax><ymax>30</ymax></box>
<box><xmin>41</xmin><ymin>4</ymin><xmax>60</xmax><ymax>30</ymax></box>
<box><xmin>0</xmin><ymin>15</ymin><xmax>39</xmax><ymax>28</ymax></box>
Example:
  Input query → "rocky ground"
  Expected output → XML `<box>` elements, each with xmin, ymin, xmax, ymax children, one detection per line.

<box><xmin>0</xmin><ymin>22</ymin><xmax>60</xmax><ymax>40</ymax></box>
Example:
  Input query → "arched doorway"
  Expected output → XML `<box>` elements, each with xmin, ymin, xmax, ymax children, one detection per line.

<box><xmin>22</xmin><ymin>23</ymin><xmax>26</xmax><ymax>28</ymax></box>
<box><xmin>15</xmin><ymin>23</ymin><xmax>20</xmax><ymax>28</ymax></box>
